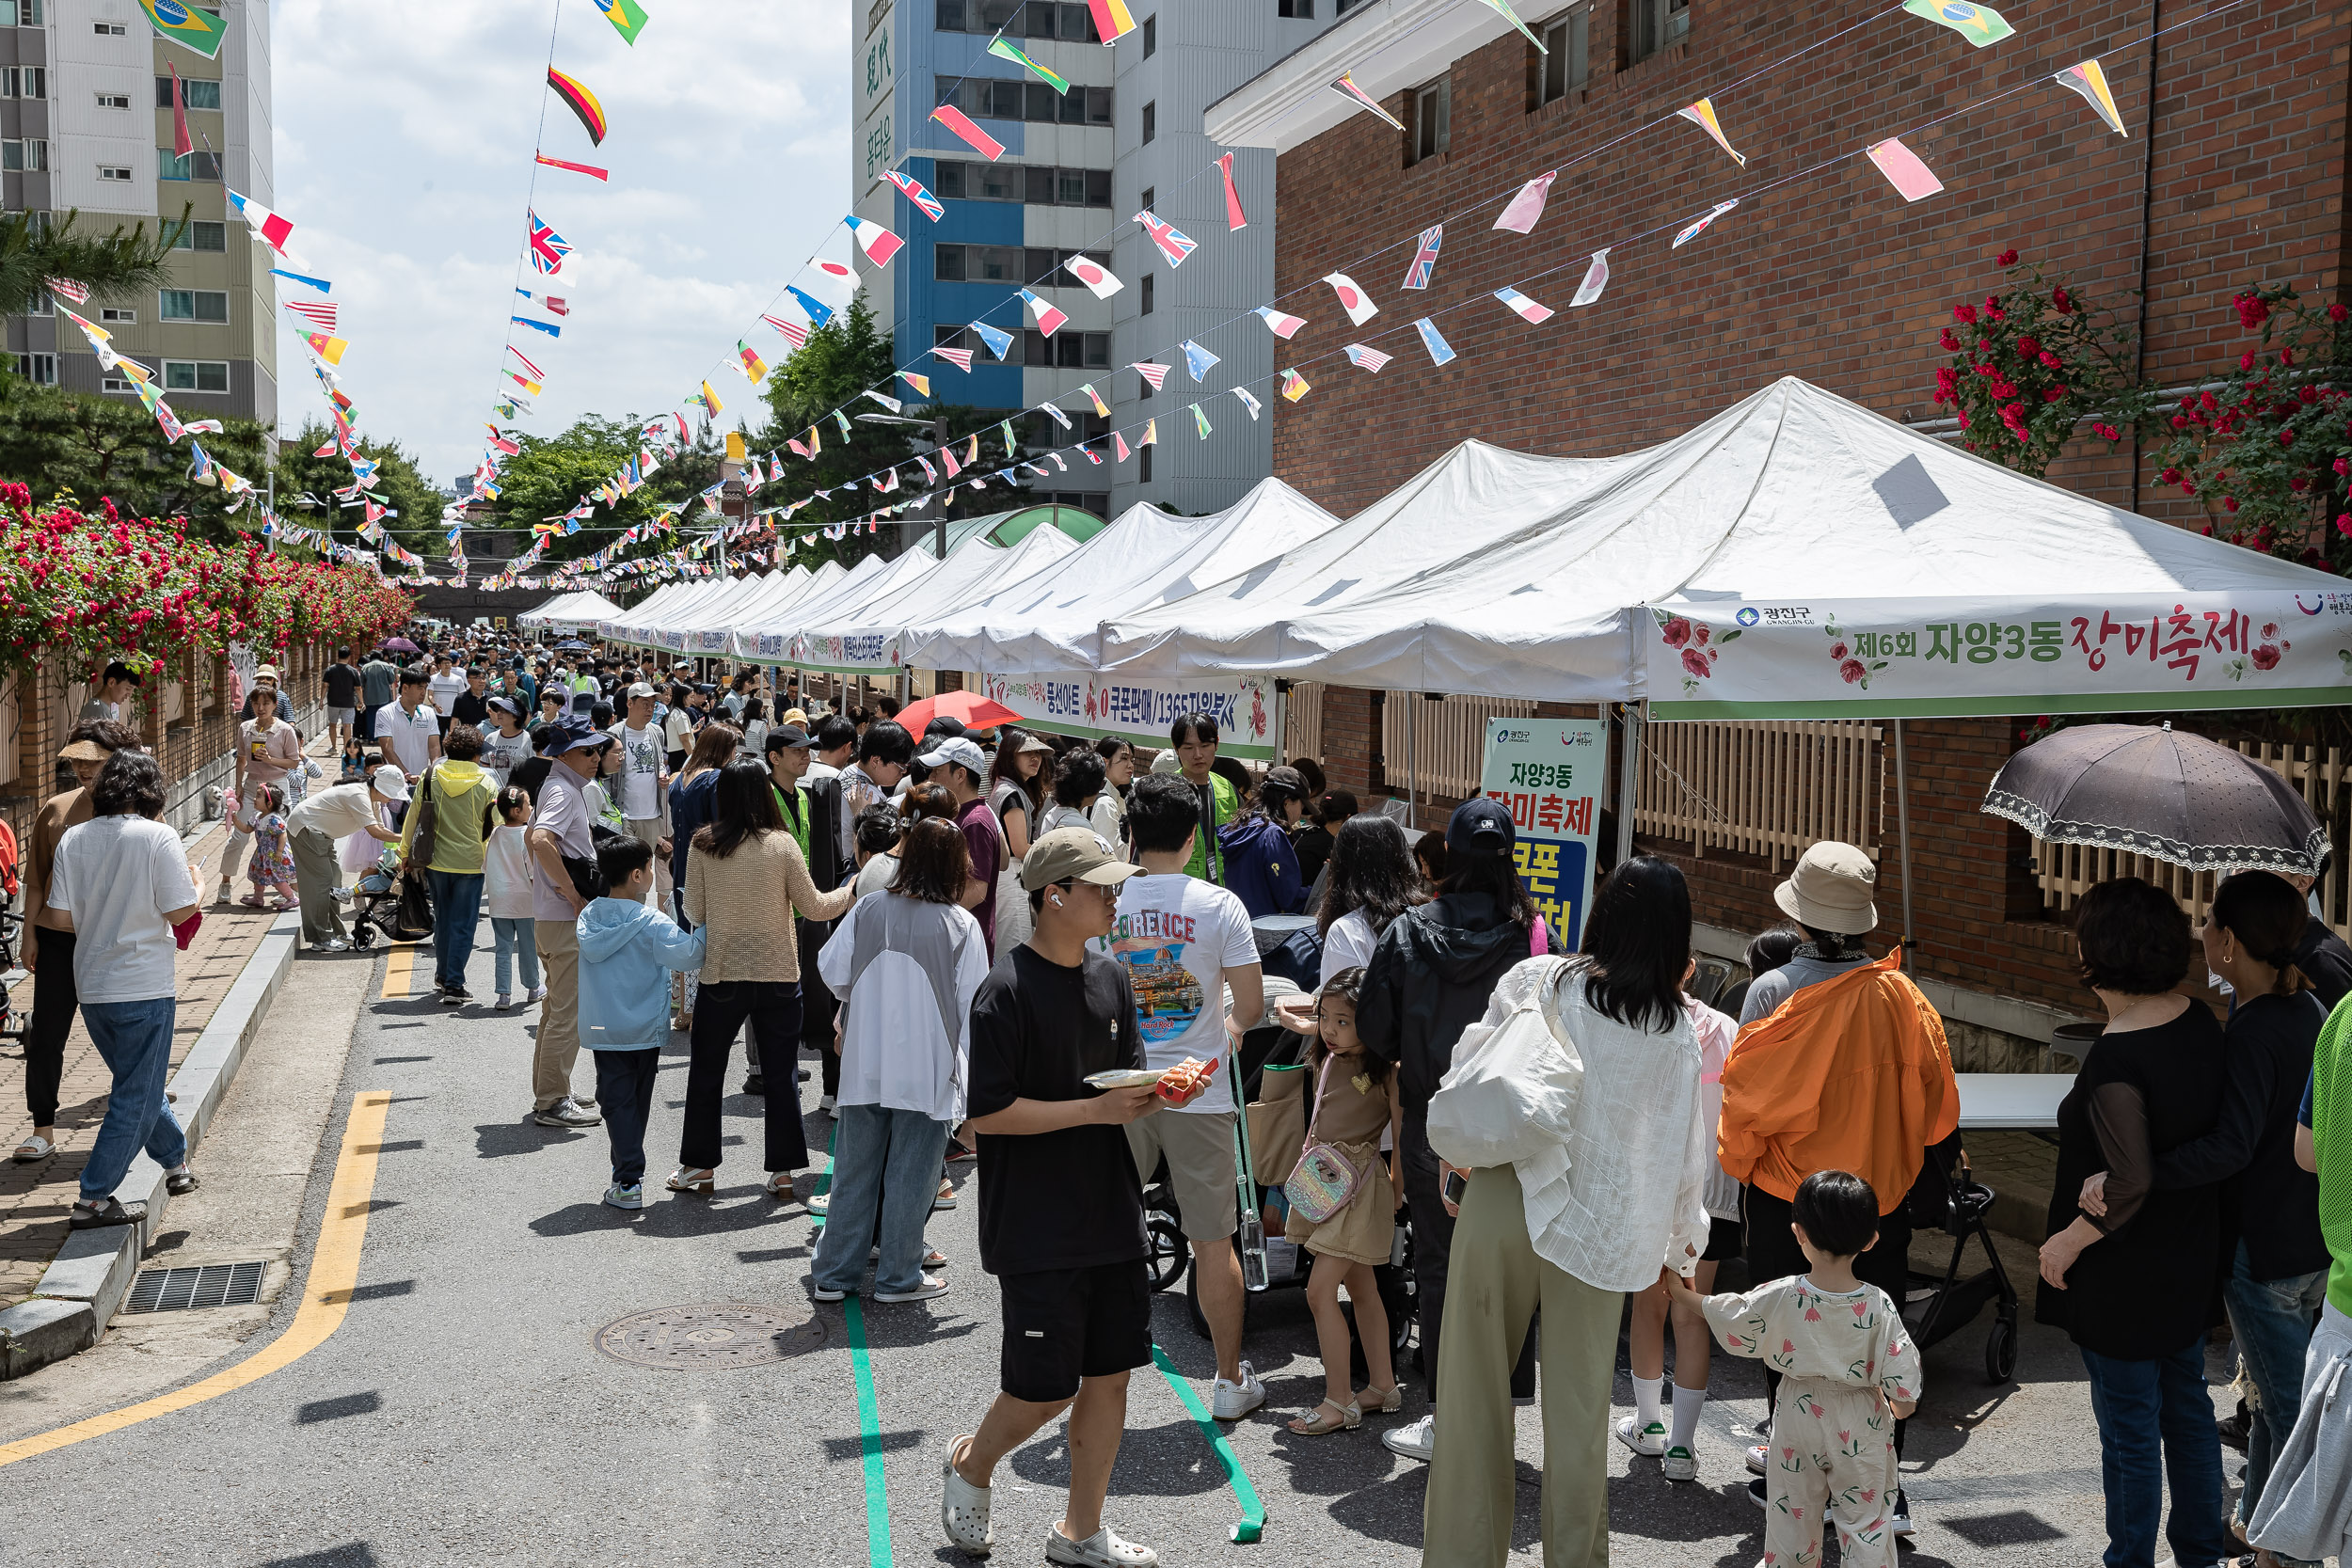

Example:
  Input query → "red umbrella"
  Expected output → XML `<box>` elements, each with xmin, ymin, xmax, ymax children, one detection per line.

<box><xmin>893</xmin><ymin>690</ymin><xmax>1021</xmax><ymax>735</ymax></box>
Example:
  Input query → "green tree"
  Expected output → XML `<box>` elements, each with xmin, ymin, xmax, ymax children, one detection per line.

<box><xmin>470</xmin><ymin>414</ymin><xmax>726</xmax><ymax>576</ymax></box>
<box><xmin>270</xmin><ymin>422</ymin><xmax>443</xmax><ymax>562</ymax></box>
<box><xmin>0</xmin><ymin>207</ymin><xmax>191</xmax><ymax>317</ymax></box>
<box><xmin>0</xmin><ymin>367</ymin><xmax>270</xmax><ymax>537</ymax></box>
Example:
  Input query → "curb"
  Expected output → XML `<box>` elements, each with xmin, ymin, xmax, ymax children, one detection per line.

<box><xmin>0</xmin><ymin>905</ymin><xmax>304</xmax><ymax>1381</ymax></box>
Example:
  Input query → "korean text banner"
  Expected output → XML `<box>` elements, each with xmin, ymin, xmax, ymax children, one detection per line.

<box><xmin>1480</xmin><ymin>718</ymin><xmax>1604</xmax><ymax>949</ymax></box>
<box><xmin>1645</xmin><ymin>594</ymin><xmax>2352</xmax><ymax>720</ymax></box>
<box><xmin>982</xmin><ymin>672</ymin><xmax>1280</xmax><ymax>760</ymax></box>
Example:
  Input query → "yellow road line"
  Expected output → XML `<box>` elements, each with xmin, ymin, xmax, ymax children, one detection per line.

<box><xmin>0</xmin><ymin>1090</ymin><xmax>391</xmax><ymax>1468</ymax></box>
<box><xmin>379</xmin><ymin>943</ymin><xmax>416</xmax><ymax>1001</ymax></box>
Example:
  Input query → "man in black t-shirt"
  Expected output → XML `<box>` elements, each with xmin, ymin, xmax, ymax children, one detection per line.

<box><xmin>324</xmin><ymin>649</ymin><xmax>360</xmax><ymax>753</ymax></box>
<box><xmin>943</xmin><ymin>829</ymin><xmax>1177</xmax><ymax>1568</ymax></box>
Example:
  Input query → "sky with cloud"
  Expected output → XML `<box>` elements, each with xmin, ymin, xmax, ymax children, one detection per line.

<box><xmin>268</xmin><ymin>0</ymin><xmax>852</xmax><ymax>491</ymax></box>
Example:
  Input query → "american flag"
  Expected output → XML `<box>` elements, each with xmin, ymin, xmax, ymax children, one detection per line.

<box><xmin>1400</xmin><ymin>224</ymin><xmax>1443</xmax><ymax>291</ymax></box>
<box><xmin>507</xmin><ymin>344</ymin><xmax>548</xmax><ymax>381</ymax></box>
<box><xmin>930</xmin><ymin>346</ymin><xmax>975</xmax><ymax>372</ymax></box>
<box><xmin>1131</xmin><ymin>360</ymin><xmax>1170</xmax><ymax>391</ymax></box>
<box><xmin>44</xmin><ymin>277</ymin><xmax>88</xmax><ymax>305</ymax></box>
<box><xmin>1133</xmin><ymin>210</ymin><xmax>1198</xmax><ymax>268</ymax></box>
<box><xmin>1344</xmin><ymin>343</ymin><xmax>1392</xmax><ymax>373</ymax></box>
<box><xmin>762</xmin><ymin>314</ymin><xmax>809</xmax><ymax>348</ymax></box>
<box><xmin>283</xmin><ymin>300</ymin><xmax>338</xmax><ymax>332</ymax></box>
<box><xmin>527</xmin><ymin>210</ymin><xmax>570</xmax><ymax>274</ymax></box>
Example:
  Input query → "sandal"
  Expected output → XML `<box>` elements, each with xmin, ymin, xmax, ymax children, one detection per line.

<box><xmin>1359</xmin><ymin>1384</ymin><xmax>1404</xmax><ymax>1414</ymax></box>
<box><xmin>12</xmin><ymin>1133</ymin><xmax>55</xmax><ymax>1163</ymax></box>
<box><xmin>1287</xmin><ymin>1398</ymin><xmax>1361</xmax><ymax>1436</ymax></box>
<box><xmin>933</xmin><ymin>1178</ymin><xmax>959</xmax><ymax>1212</ymax></box>
<box><xmin>762</xmin><ymin>1172</ymin><xmax>796</xmax><ymax>1201</ymax></box>
<box><xmin>665</xmin><ymin>1166</ymin><xmax>715</xmax><ymax>1195</ymax></box>
<box><xmin>239</xmin><ymin>892</ymin><xmax>265</xmax><ymax>909</ymax></box>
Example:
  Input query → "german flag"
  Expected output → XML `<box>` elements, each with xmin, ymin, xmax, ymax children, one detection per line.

<box><xmin>547</xmin><ymin>68</ymin><xmax>608</xmax><ymax>146</ymax></box>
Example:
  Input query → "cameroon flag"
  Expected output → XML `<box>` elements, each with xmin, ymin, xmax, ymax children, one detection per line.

<box><xmin>1901</xmin><ymin>0</ymin><xmax>2014</xmax><ymax>47</ymax></box>
<box><xmin>137</xmin><ymin>0</ymin><xmax>227</xmax><ymax>57</ymax></box>
<box><xmin>594</xmin><ymin>0</ymin><xmax>651</xmax><ymax>45</ymax></box>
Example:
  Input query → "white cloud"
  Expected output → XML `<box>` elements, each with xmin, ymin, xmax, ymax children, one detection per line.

<box><xmin>268</xmin><ymin>0</ymin><xmax>853</xmax><ymax>485</ymax></box>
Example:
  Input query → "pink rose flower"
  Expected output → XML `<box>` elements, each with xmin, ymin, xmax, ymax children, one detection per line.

<box><xmin>1829</xmin><ymin>641</ymin><xmax>1850</xmax><ymax>660</ymax></box>
<box><xmin>1839</xmin><ymin>658</ymin><xmax>1867</xmax><ymax>684</ymax></box>
<box><xmin>1661</xmin><ymin>616</ymin><xmax>1692</xmax><ymax>649</ymax></box>
<box><xmin>1681</xmin><ymin>648</ymin><xmax>1713</xmax><ymax>679</ymax></box>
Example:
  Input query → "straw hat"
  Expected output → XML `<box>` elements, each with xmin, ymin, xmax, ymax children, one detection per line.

<box><xmin>1772</xmin><ymin>841</ymin><xmax>1879</xmax><ymax>934</ymax></box>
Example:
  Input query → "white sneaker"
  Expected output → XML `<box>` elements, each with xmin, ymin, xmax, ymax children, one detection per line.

<box><xmin>876</xmin><ymin>1275</ymin><xmax>949</xmax><ymax>1303</ymax></box>
<box><xmin>941</xmin><ymin>1438</ymin><xmax>993</xmax><ymax>1556</ymax></box>
<box><xmin>1210</xmin><ymin>1361</ymin><xmax>1265</xmax><ymax>1420</ymax></box>
<box><xmin>526</xmin><ymin>985</ymin><xmax>548</xmax><ymax>1004</ymax></box>
<box><xmin>818</xmin><ymin>1093</ymin><xmax>838</xmax><ymax>1114</ymax></box>
<box><xmin>1661</xmin><ymin>1445</ymin><xmax>1698</xmax><ymax>1482</ymax></box>
<box><xmin>1044</xmin><ymin>1524</ymin><xmax>1157</xmax><ymax>1567</ymax></box>
<box><xmin>1614</xmin><ymin>1416</ymin><xmax>1667</xmax><ymax>1456</ymax></box>
<box><xmin>1382</xmin><ymin>1413</ymin><xmax>1436</xmax><ymax>1462</ymax></box>
<box><xmin>1745</xmin><ymin>1442</ymin><xmax>1772</xmax><ymax>1475</ymax></box>
<box><xmin>496</xmin><ymin>993</ymin><xmax>513</xmax><ymax>1009</ymax></box>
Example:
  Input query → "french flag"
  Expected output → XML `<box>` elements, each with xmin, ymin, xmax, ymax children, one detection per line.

<box><xmin>1493</xmin><ymin>286</ymin><xmax>1555</xmax><ymax>325</ymax></box>
<box><xmin>228</xmin><ymin>189</ymin><xmax>297</xmax><ymax>260</ymax></box>
<box><xmin>1021</xmin><ymin>289</ymin><xmax>1067</xmax><ymax>337</ymax></box>
<box><xmin>845</xmin><ymin>215</ymin><xmax>904</xmax><ymax>268</ymax></box>
<box><xmin>1254</xmin><ymin>306</ymin><xmax>1307</xmax><ymax>340</ymax></box>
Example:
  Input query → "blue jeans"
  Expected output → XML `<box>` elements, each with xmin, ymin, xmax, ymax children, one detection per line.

<box><xmin>810</xmin><ymin>1103</ymin><xmax>949</xmax><ymax>1296</ymax></box>
<box><xmin>491</xmin><ymin>917</ymin><xmax>540</xmax><ymax>996</ymax></box>
<box><xmin>78</xmin><ymin>997</ymin><xmax>184</xmax><ymax>1202</ymax></box>
<box><xmin>2223</xmin><ymin>1241</ymin><xmax>2328</xmax><ymax>1550</ymax></box>
<box><xmin>592</xmin><ymin>1049</ymin><xmax>660</xmax><ymax>1186</ymax></box>
<box><xmin>2080</xmin><ymin>1337</ymin><xmax>2235</xmax><ymax>1568</ymax></box>
<box><xmin>424</xmin><ymin>870</ymin><xmax>484</xmax><ymax>990</ymax></box>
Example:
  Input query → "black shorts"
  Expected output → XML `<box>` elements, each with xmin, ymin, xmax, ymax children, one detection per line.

<box><xmin>1701</xmin><ymin>1215</ymin><xmax>1744</xmax><ymax>1262</ymax></box>
<box><xmin>997</xmin><ymin>1260</ymin><xmax>1152</xmax><ymax>1403</ymax></box>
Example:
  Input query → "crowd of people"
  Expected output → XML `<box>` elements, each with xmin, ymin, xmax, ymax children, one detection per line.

<box><xmin>20</xmin><ymin>620</ymin><xmax>2352</xmax><ymax>1568</ymax></box>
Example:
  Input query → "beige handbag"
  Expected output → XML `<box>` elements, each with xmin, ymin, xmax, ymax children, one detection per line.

<box><xmin>1246</xmin><ymin>1060</ymin><xmax>1308</xmax><ymax>1185</ymax></box>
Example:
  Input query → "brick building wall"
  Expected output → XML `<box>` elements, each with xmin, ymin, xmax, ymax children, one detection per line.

<box><xmin>1249</xmin><ymin>0</ymin><xmax>2345</xmax><ymax>1026</ymax></box>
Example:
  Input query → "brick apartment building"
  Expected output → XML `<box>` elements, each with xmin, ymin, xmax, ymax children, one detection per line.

<box><xmin>1201</xmin><ymin>0</ymin><xmax>2352</xmax><ymax>1056</ymax></box>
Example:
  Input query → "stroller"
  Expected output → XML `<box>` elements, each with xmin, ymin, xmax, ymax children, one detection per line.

<box><xmin>1900</xmin><ymin>1137</ymin><xmax>2021</xmax><ymax>1383</ymax></box>
<box><xmin>345</xmin><ymin>845</ymin><xmax>432</xmax><ymax>948</ymax></box>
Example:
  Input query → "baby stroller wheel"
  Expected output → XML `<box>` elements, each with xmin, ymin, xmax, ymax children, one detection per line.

<box><xmin>1145</xmin><ymin>1216</ymin><xmax>1188</xmax><ymax>1292</ymax></box>
<box><xmin>1984</xmin><ymin>1314</ymin><xmax>2018</xmax><ymax>1384</ymax></box>
<box><xmin>353</xmin><ymin>922</ymin><xmax>376</xmax><ymax>949</ymax></box>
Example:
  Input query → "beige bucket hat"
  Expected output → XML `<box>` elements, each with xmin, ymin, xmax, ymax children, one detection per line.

<box><xmin>1772</xmin><ymin>841</ymin><xmax>1880</xmax><ymax>935</ymax></box>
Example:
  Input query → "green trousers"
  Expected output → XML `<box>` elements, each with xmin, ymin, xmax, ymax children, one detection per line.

<box><xmin>1422</xmin><ymin>1163</ymin><xmax>1621</xmax><ymax>1568</ymax></box>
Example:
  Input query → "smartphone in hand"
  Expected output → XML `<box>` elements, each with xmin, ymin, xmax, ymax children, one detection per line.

<box><xmin>1441</xmin><ymin>1168</ymin><xmax>1467</xmax><ymax>1208</ymax></box>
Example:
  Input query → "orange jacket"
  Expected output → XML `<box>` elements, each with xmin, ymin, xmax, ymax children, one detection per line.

<box><xmin>1717</xmin><ymin>948</ymin><xmax>1959</xmax><ymax>1213</ymax></box>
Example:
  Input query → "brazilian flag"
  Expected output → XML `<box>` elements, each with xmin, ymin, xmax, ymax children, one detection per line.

<box><xmin>595</xmin><ymin>0</ymin><xmax>651</xmax><ymax>44</ymax></box>
<box><xmin>1901</xmin><ymin>0</ymin><xmax>2015</xmax><ymax>47</ymax></box>
<box><xmin>137</xmin><ymin>0</ymin><xmax>228</xmax><ymax>58</ymax></box>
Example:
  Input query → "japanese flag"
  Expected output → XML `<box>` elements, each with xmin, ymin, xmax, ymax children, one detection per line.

<box><xmin>1323</xmin><ymin>273</ymin><xmax>1378</xmax><ymax>326</ymax></box>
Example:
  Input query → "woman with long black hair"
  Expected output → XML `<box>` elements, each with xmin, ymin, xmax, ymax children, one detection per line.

<box><xmin>1420</xmin><ymin>853</ymin><xmax>1715</xmax><ymax>1567</ymax></box>
<box><xmin>673</xmin><ymin>758</ymin><xmax>854</xmax><ymax>1200</ymax></box>
<box><xmin>1358</xmin><ymin>799</ymin><xmax>1554</xmax><ymax>1465</ymax></box>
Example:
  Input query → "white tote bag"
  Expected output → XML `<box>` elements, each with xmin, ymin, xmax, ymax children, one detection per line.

<box><xmin>1425</xmin><ymin>957</ymin><xmax>1583</xmax><ymax>1169</ymax></box>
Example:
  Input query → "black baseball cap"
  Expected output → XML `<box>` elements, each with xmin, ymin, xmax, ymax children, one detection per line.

<box><xmin>1447</xmin><ymin>798</ymin><xmax>1515</xmax><ymax>859</ymax></box>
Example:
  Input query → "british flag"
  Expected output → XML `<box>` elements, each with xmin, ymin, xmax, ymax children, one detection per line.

<box><xmin>528</xmin><ymin>210</ymin><xmax>570</xmax><ymax>275</ymax></box>
<box><xmin>1133</xmin><ymin>209</ymin><xmax>1198</xmax><ymax>268</ymax></box>
<box><xmin>1400</xmin><ymin>224</ymin><xmax>1443</xmax><ymax>292</ymax></box>
<box><xmin>883</xmin><ymin>170</ymin><xmax>946</xmax><ymax>222</ymax></box>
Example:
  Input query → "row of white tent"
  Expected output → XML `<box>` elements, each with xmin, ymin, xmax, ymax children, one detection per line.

<box><xmin>516</xmin><ymin>589</ymin><xmax>625</xmax><ymax>632</ymax></box>
<box><xmin>520</xmin><ymin>377</ymin><xmax>2352</xmax><ymax>726</ymax></box>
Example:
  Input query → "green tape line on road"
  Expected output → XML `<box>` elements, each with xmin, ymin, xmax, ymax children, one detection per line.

<box><xmin>1151</xmin><ymin>1342</ymin><xmax>1266</xmax><ymax>1544</ymax></box>
<box><xmin>844</xmin><ymin>1297</ymin><xmax>895</xmax><ymax>1568</ymax></box>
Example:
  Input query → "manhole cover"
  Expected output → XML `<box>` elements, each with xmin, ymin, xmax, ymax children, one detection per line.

<box><xmin>593</xmin><ymin>1303</ymin><xmax>824</xmax><ymax>1369</ymax></box>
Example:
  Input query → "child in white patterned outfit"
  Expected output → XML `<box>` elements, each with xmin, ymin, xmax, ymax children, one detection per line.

<box><xmin>1666</xmin><ymin>1170</ymin><xmax>1919</xmax><ymax>1568</ymax></box>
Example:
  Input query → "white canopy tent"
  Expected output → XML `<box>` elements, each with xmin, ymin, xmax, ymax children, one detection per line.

<box><xmin>632</xmin><ymin>570</ymin><xmax>801</xmax><ymax>656</ymax></box>
<box><xmin>604</xmin><ymin>576</ymin><xmax>746</xmax><ymax>648</ymax></box>
<box><xmin>519</xmin><ymin>590</ymin><xmax>625</xmax><ymax>631</ymax></box>
<box><xmin>779</xmin><ymin>526</ymin><xmax>1079</xmax><ymax>674</ymax></box>
<box><xmin>732</xmin><ymin>548</ymin><xmax>939</xmax><ymax>664</ymax></box>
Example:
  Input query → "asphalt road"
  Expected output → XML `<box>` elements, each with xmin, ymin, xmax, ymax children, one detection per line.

<box><xmin>0</xmin><ymin>921</ymin><xmax>2227</xmax><ymax>1567</ymax></box>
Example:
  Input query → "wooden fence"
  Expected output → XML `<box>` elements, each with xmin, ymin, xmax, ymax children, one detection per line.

<box><xmin>1380</xmin><ymin>691</ymin><xmax>1540</xmax><ymax>805</ymax></box>
<box><xmin>1635</xmin><ymin>719</ymin><xmax>1885</xmax><ymax>869</ymax></box>
<box><xmin>1283</xmin><ymin>681</ymin><xmax>1324</xmax><ymax>766</ymax></box>
<box><xmin>2032</xmin><ymin>740</ymin><xmax>2352</xmax><ymax>937</ymax></box>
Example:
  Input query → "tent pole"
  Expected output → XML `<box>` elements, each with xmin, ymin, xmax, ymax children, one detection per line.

<box><xmin>1406</xmin><ymin>694</ymin><xmax>1419</xmax><ymax>831</ymax></box>
<box><xmin>1894</xmin><ymin>718</ymin><xmax>1917</xmax><ymax>962</ymax></box>
<box><xmin>1273</xmin><ymin>681</ymin><xmax>1289</xmax><ymax>768</ymax></box>
<box><xmin>1615</xmin><ymin>703</ymin><xmax>1643</xmax><ymax>870</ymax></box>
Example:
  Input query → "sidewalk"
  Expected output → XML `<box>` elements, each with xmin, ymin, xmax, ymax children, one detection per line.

<box><xmin>0</xmin><ymin>816</ymin><xmax>289</xmax><ymax>1304</ymax></box>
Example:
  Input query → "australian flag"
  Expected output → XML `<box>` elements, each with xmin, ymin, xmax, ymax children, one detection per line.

<box><xmin>528</xmin><ymin>210</ymin><xmax>570</xmax><ymax>275</ymax></box>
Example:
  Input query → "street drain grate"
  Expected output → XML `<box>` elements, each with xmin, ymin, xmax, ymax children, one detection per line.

<box><xmin>123</xmin><ymin>1260</ymin><xmax>267</xmax><ymax>1314</ymax></box>
<box><xmin>594</xmin><ymin>1303</ymin><xmax>824</xmax><ymax>1370</ymax></box>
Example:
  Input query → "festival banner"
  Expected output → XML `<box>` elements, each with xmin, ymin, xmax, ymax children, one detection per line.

<box><xmin>1644</xmin><ymin>594</ymin><xmax>2352</xmax><ymax>720</ymax></box>
<box><xmin>981</xmin><ymin>672</ymin><xmax>1280</xmax><ymax>760</ymax></box>
<box><xmin>1478</xmin><ymin>717</ymin><xmax>1604</xmax><ymax>948</ymax></box>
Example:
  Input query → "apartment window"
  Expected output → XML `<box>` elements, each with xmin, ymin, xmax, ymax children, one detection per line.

<box><xmin>928</xmin><ymin>163</ymin><xmax>1110</xmax><ymax>207</ymax></box>
<box><xmin>159</xmin><ymin>289</ymin><xmax>229</xmax><ymax>324</ymax></box>
<box><xmin>1136</xmin><ymin>363</ymin><xmax>1152</xmax><ymax>399</ymax></box>
<box><xmin>1</xmin><ymin>139</ymin><xmax>46</xmax><ymax>171</ymax></box>
<box><xmin>1279</xmin><ymin>0</ymin><xmax>1313</xmax><ymax>14</ymax></box>
<box><xmin>0</xmin><ymin>68</ymin><xmax>45</xmax><ymax>98</ymax></box>
<box><xmin>1140</xmin><ymin>185</ymin><xmax>1154</xmax><ymax>214</ymax></box>
<box><xmin>1140</xmin><ymin>274</ymin><xmax>1153</xmax><ymax>315</ymax></box>
<box><xmin>936</xmin><ymin>0</ymin><xmax>1096</xmax><ymax>36</ymax></box>
<box><xmin>13</xmin><ymin>352</ymin><xmax>53</xmax><ymax>384</ymax></box>
<box><xmin>1408</xmin><ymin>75</ymin><xmax>1450</xmax><ymax>164</ymax></box>
<box><xmin>98</xmin><ymin>164</ymin><xmax>133</xmax><ymax>182</ymax></box>
<box><xmin>1532</xmin><ymin>7</ymin><xmax>1587</xmax><ymax>107</ymax></box>
<box><xmin>1142</xmin><ymin>14</ymin><xmax>1155</xmax><ymax>54</ymax></box>
<box><xmin>0</xmin><ymin>0</ymin><xmax>43</xmax><ymax>24</ymax></box>
<box><xmin>1141</xmin><ymin>101</ymin><xmax>1155</xmax><ymax>143</ymax></box>
<box><xmin>99</xmin><ymin>307</ymin><xmax>135</xmax><ymax>324</ymax></box>
<box><xmin>96</xmin><ymin>91</ymin><xmax>130</xmax><ymax>110</ymax></box>
<box><xmin>1023</xmin><ymin>329</ymin><xmax>1110</xmax><ymax>368</ymax></box>
<box><xmin>1139</xmin><ymin>444</ymin><xmax>1153</xmax><ymax>483</ymax></box>
<box><xmin>163</xmin><ymin>358</ymin><xmax>230</xmax><ymax>393</ymax></box>
<box><xmin>939</xmin><ymin>76</ymin><xmax>1109</xmax><ymax>125</ymax></box>
<box><xmin>92</xmin><ymin>20</ymin><xmax>125</xmax><ymax>35</ymax></box>
<box><xmin>102</xmin><ymin>374</ymin><xmax>137</xmax><ymax>393</ymax></box>
<box><xmin>156</xmin><ymin>76</ymin><xmax>223</xmax><ymax>111</ymax></box>
<box><xmin>160</xmin><ymin>149</ymin><xmax>222</xmax><ymax>181</ymax></box>
<box><xmin>171</xmin><ymin>218</ymin><xmax>228</xmax><ymax>251</ymax></box>
<box><xmin>1628</xmin><ymin>0</ymin><xmax>1688</xmax><ymax>63</ymax></box>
